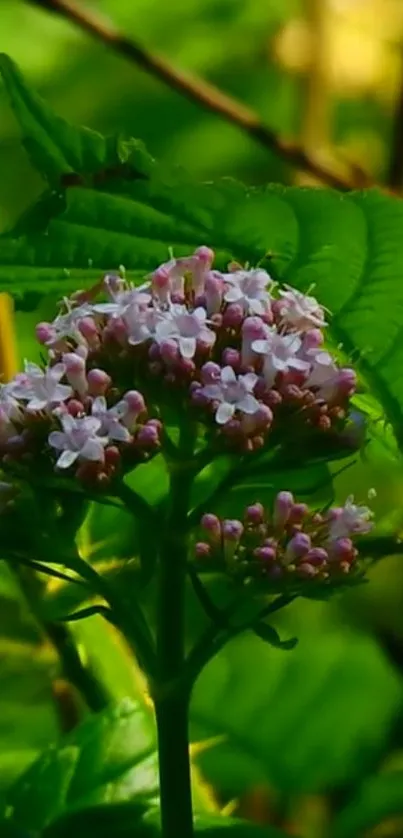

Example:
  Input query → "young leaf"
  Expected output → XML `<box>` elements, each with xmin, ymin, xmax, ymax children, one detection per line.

<box><xmin>253</xmin><ymin>622</ymin><xmax>297</xmax><ymax>651</ymax></box>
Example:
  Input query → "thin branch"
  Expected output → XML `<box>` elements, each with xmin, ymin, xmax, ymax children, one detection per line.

<box><xmin>25</xmin><ymin>0</ymin><xmax>370</xmax><ymax>191</ymax></box>
<box><xmin>187</xmin><ymin>564</ymin><xmax>228</xmax><ymax>628</ymax></box>
<box><xmin>11</xmin><ymin>564</ymin><xmax>110</xmax><ymax>713</ymax></box>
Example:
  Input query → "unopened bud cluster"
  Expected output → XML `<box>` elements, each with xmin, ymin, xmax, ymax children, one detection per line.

<box><xmin>195</xmin><ymin>492</ymin><xmax>373</xmax><ymax>588</ymax></box>
<box><xmin>0</xmin><ymin>246</ymin><xmax>358</xmax><ymax>485</ymax></box>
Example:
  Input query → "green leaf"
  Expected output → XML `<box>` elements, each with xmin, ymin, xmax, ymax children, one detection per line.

<box><xmin>193</xmin><ymin>814</ymin><xmax>290</xmax><ymax>837</ymax></box>
<box><xmin>190</xmin><ymin>629</ymin><xmax>402</xmax><ymax>796</ymax></box>
<box><xmin>5</xmin><ymin>698</ymin><xmax>158</xmax><ymax>833</ymax></box>
<box><xmin>331</xmin><ymin>771</ymin><xmax>403</xmax><ymax>838</ymax></box>
<box><xmin>0</xmin><ymin>54</ymin><xmax>153</xmax><ymax>187</ymax></box>
<box><xmin>42</xmin><ymin>801</ymin><xmax>156</xmax><ymax>838</ymax></box>
<box><xmin>0</xmin><ymin>564</ymin><xmax>59</xmax><ymax>792</ymax></box>
<box><xmin>253</xmin><ymin>622</ymin><xmax>297</xmax><ymax>650</ymax></box>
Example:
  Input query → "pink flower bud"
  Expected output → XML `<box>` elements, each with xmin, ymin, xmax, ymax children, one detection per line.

<box><xmin>222</xmin><ymin>519</ymin><xmax>244</xmax><ymax>541</ymax></box>
<box><xmin>303</xmin><ymin>329</ymin><xmax>324</xmax><ymax>350</ymax></box>
<box><xmin>297</xmin><ymin>562</ymin><xmax>317</xmax><ymax>578</ymax></box>
<box><xmin>205</xmin><ymin>273</ymin><xmax>223</xmax><ymax>315</ymax></box>
<box><xmin>336</xmin><ymin>368</ymin><xmax>357</xmax><ymax>398</ymax></box>
<box><xmin>78</xmin><ymin>317</ymin><xmax>99</xmax><ymax>344</ymax></box>
<box><xmin>67</xmin><ymin>399</ymin><xmax>85</xmax><ymax>417</ymax></box>
<box><xmin>223</xmin><ymin>304</ymin><xmax>244</xmax><ymax>329</ymax></box>
<box><xmin>63</xmin><ymin>352</ymin><xmax>88</xmax><ymax>397</ymax></box>
<box><xmin>137</xmin><ymin>423</ymin><xmax>160</xmax><ymax>448</ymax></box>
<box><xmin>254</xmin><ymin>546</ymin><xmax>276</xmax><ymax>561</ymax></box>
<box><xmin>124</xmin><ymin>390</ymin><xmax>146</xmax><ymax>414</ymax></box>
<box><xmin>152</xmin><ymin>266</ymin><xmax>171</xmax><ymax>304</ymax></box>
<box><xmin>285</xmin><ymin>532</ymin><xmax>311</xmax><ymax>562</ymax></box>
<box><xmin>195</xmin><ymin>541</ymin><xmax>211</xmax><ymax>558</ymax></box>
<box><xmin>245</xmin><ymin>503</ymin><xmax>264</xmax><ymax>524</ymax></box>
<box><xmin>221</xmin><ymin>348</ymin><xmax>240</xmax><ymax>370</ymax></box>
<box><xmin>241</xmin><ymin>316</ymin><xmax>268</xmax><ymax>366</ymax></box>
<box><xmin>87</xmin><ymin>368</ymin><xmax>111</xmax><ymax>396</ymax></box>
<box><xmin>306</xmin><ymin>547</ymin><xmax>328</xmax><ymax>566</ymax></box>
<box><xmin>201</xmin><ymin>362</ymin><xmax>221</xmax><ymax>385</ymax></box>
<box><xmin>201</xmin><ymin>513</ymin><xmax>221</xmax><ymax>540</ymax></box>
<box><xmin>273</xmin><ymin>491</ymin><xmax>294</xmax><ymax>528</ymax></box>
<box><xmin>36</xmin><ymin>321</ymin><xmax>55</xmax><ymax>345</ymax></box>
<box><xmin>159</xmin><ymin>339</ymin><xmax>179</xmax><ymax>365</ymax></box>
<box><xmin>289</xmin><ymin>503</ymin><xmax>308</xmax><ymax>524</ymax></box>
<box><xmin>328</xmin><ymin>537</ymin><xmax>355</xmax><ymax>562</ymax></box>
<box><xmin>195</xmin><ymin>245</ymin><xmax>215</xmax><ymax>265</ymax></box>
<box><xmin>105</xmin><ymin>446</ymin><xmax>121</xmax><ymax>466</ymax></box>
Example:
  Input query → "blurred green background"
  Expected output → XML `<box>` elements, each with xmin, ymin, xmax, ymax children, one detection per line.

<box><xmin>2</xmin><ymin>1</ymin><xmax>403</xmax><ymax>837</ymax></box>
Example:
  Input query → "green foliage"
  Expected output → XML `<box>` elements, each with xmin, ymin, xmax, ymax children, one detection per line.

<box><xmin>5</xmin><ymin>698</ymin><xmax>158</xmax><ymax>833</ymax></box>
<box><xmin>191</xmin><ymin>630</ymin><xmax>402</xmax><ymax>795</ymax></box>
<box><xmin>0</xmin><ymin>565</ymin><xmax>59</xmax><ymax>792</ymax></box>
<box><xmin>331</xmin><ymin>770</ymin><xmax>403</xmax><ymax>838</ymax></box>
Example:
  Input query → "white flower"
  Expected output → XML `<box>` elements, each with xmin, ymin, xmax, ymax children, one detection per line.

<box><xmin>48</xmin><ymin>414</ymin><xmax>107</xmax><ymax>469</ymax></box>
<box><xmin>223</xmin><ymin>269</ymin><xmax>273</xmax><ymax>315</ymax></box>
<box><xmin>123</xmin><ymin>304</ymin><xmax>162</xmax><ymax>346</ymax></box>
<box><xmin>252</xmin><ymin>330</ymin><xmax>310</xmax><ymax>387</ymax></box>
<box><xmin>11</xmin><ymin>362</ymin><xmax>72</xmax><ymax>412</ymax></box>
<box><xmin>329</xmin><ymin>496</ymin><xmax>373</xmax><ymax>541</ymax></box>
<box><xmin>200</xmin><ymin>365</ymin><xmax>260</xmax><ymax>425</ymax></box>
<box><xmin>91</xmin><ymin>396</ymin><xmax>132</xmax><ymax>443</ymax></box>
<box><xmin>277</xmin><ymin>286</ymin><xmax>327</xmax><ymax>331</ymax></box>
<box><xmin>155</xmin><ymin>305</ymin><xmax>216</xmax><ymax>359</ymax></box>
<box><xmin>93</xmin><ymin>278</ymin><xmax>151</xmax><ymax>318</ymax></box>
<box><xmin>49</xmin><ymin>300</ymin><xmax>93</xmax><ymax>344</ymax></box>
<box><xmin>0</xmin><ymin>381</ymin><xmax>23</xmax><ymax>421</ymax></box>
<box><xmin>305</xmin><ymin>350</ymin><xmax>339</xmax><ymax>399</ymax></box>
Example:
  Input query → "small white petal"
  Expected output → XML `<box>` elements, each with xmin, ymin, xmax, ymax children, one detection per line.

<box><xmin>237</xmin><ymin>394</ymin><xmax>260</xmax><ymax>415</ymax></box>
<box><xmin>221</xmin><ymin>366</ymin><xmax>237</xmax><ymax>384</ymax></box>
<box><xmin>216</xmin><ymin>402</ymin><xmax>235</xmax><ymax>425</ymax></box>
<box><xmin>57</xmin><ymin>449</ymin><xmax>79</xmax><ymax>469</ymax></box>
<box><xmin>251</xmin><ymin>339</ymin><xmax>269</xmax><ymax>354</ymax></box>
<box><xmin>241</xmin><ymin>373</ymin><xmax>258</xmax><ymax>391</ymax></box>
<box><xmin>80</xmin><ymin>438</ymin><xmax>106</xmax><ymax>462</ymax></box>
<box><xmin>48</xmin><ymin>431</ymin><xmax>67</xmax><ymax>450</ymax></box>
<box><xmin>178</xmin><ymin>337</ymin><xmax>196</xmax><ymax>359</ymax></box>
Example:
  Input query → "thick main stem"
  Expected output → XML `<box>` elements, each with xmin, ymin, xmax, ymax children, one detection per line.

<box><xmin>154</xmin><ymin>455</ymin><xmax>194</xmax><ymax>838</ymax></box>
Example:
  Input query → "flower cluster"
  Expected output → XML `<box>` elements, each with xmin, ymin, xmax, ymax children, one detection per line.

<box><xmin>0</xmin><ymin>246</ymin><xmax>358</xmax><ymax>484</ymax></box>
<box><xmin>195</xmin><ymin>492</ymin><xmax>374</xmax><ymax>588</ymax></box>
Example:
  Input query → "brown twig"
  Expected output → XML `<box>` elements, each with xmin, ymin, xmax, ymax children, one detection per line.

<box><xmin>25</xmin><ymin>0</ymin><xmax>371</xmax><ymax>191</ymax></box>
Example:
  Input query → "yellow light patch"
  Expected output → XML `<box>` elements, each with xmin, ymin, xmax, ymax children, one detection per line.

<box><xmin>0</xmin><ymin>293</ymin><xmax>18</xmax><ymax>382</ymax></box>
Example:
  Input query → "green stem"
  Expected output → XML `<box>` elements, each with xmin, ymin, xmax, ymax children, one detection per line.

<box><xmin>154</xmin><ymin>446</ymin><xmax>195</xmax><ymax>838</ymax></box>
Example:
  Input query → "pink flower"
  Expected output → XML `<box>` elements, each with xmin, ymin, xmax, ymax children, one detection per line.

<box><xmin>252</xmin><ymin>330</ymin><xmax>310</xmax><ymax>387</ymax></box>
<box><xmin>48</xmin><ymin>414</ymin><xmax>107</xmax><ymax>469</ymax></box>
<box><xmin>223</xmin><ymin>269</ymin><xmax>273</xmax><ymax>316</ymax></box>
<box><xmin>200</xmin><ymin>365</ymin><xmax>260</xmax><ymax>425</ymax></box>
<box><xmin>91</xmin><ymin>396</ymin><xmax>132</xmax><ymax>443</ymax></box>
<box><xmin>328</xmin><ymin>496</ymin><xmax>373</xmax><ymax>541</ymax></box>
<box><xmin>155</xmin><ymin>305</ymin><xmax>215</xmax><ymax>359</ymax></box>
<box><xmin>277</xmin><ymin>286</ymin><xmax>327</xmax><ymax>331</ymax></box>
<box><xmin>11</xmin><ymin>362</ymin><xmax>72</xmax><ymax>412</ymax></box>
